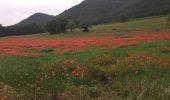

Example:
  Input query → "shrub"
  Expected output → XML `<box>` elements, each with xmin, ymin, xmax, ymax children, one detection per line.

<box><xmin>79</xmin><ymin>21</ymin><xmax>92</xmax><ymax>32</ymax></box>
<box><xmin>47</xmin><ymin>17</ymin><xmax>68</xmax><ymax>34</ymax></box>
<box><xmin>66</xmin><ymin>21</ymin><xmax>76</xmax><ymax>32</ymax></box>
<box><xmin>167</xmin><ymin>15</ymin><xmax>170</xmax><ymax>26</ymax></box>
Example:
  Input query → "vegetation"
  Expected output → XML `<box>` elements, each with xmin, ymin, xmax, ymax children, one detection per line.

<box><xmin>47</xmin><ymin>17</ymin><xmax>68</xmax><ymax>34</ymax></box>
<box><xmin>79</xmin><ymin>21</ymin><xmax>92</xmax><ymax>32</ymax></box>
<box><xmin>0</xmin><ymin>37</ymin><xmax>170</xmax><ymax>99</ymax></box>
<box><xmin>0</xmin><ymin>13</ymin><xmax>54</xmax><ymax>37</ymax></box>
<box><xmin>167</xmin><ymin>15</ymin><xmax>170</xmax><ymax>26</ymax></box>
<box><xmin>46</xmin><ymin>20</ymin><xmax>60</xmax><ymax>34</ymax></box>
<box><xmin>0</xmin><ymin>23</ymin><xmax>44</xmax><ymax>37</ymax></box>
<box><xmin>0</xmin><ymin>16</ymin><xmax>170</xmax><ymax>99</ymax></box>
<box><xmin>0</xmin><ymin>24</ymin><xmax>2</xmax><ymax>29</ymax></box>
<box><xmin>66</xmin><ymin>21</ymin><xmax>76</xmax><ymax>32</ymax></box>
<box><xmin>1</xmin><ymin>0</ymin><xmax>170</xmax><ymax>98</ymax></box>
<box><xmin>16</xmin><ymin>13</ymin><xmax>55</xmax><ymax>27</ymax></box>
<box><xmin>1</xmin><ymin>0</ymin><xmax>170</xmax><ymax>36</ymax></box>
<box><xmin>59</xmin><ymin>0</ymin><xmax>170</xmax><ymax>24</ymax></box>
<box><xmin>47</xmin><ymin>18</ymin><xmax>92</xmax><ymax>34</ymax></box>
<box><xmin>119</xmin><ymin>14</ymin><xmax>128</xmax><ymax>22</ymax></box>
<box><xmin>0</xmin><ymin>24</ymin><xmax>2</xmax><ymax>31</ymax></box>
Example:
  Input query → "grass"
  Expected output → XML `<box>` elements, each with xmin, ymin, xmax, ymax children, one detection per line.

<box><xmin>0</xmin><ymin>40</ymin><xmax>170</xmax><ymax>99</ymax></box>
<box><xmin>12</xmin><ymin>15</ymin><xmax>170</xmax><ymax>39</ymax></box>
<box><xmin>93</xmin><ymin>15</ymin><xmax>169</xmax><ymax>32</ymax></box>
<box><xmin>0</xmin><ymin>15</ymin><xmax>170</xmax><ymax>99</ymax></box>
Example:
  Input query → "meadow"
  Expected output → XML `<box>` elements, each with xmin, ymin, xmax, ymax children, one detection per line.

<box><xmin>0</xmin><ymin>16</ymin><xmax>170</xmax><ymax>100</ymax></box>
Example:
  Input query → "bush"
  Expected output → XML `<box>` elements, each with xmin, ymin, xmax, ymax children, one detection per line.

<box><xmin>0</xmin><ymin>24</ymin><xmax>2</xmax><ymax>30</ymax></box>
<box><xmin>66</xmin><ymin>21</ymin><xmax>76</xmax><ymax>32</ymax></box>
<box><xmin>0</xmin><ymin>24</ymin><xmax>2</xmax><ymax>34</ymax></box>
<box><xmin>47</xmin><ymin>17</ymin><xmax>68</xmax><ymax>34</ymax></box>
<box><xmin>0</xmin><ymin>23</ymin><xmax>44</xmax><ymax>37</ymax></box>
<box><xmin>119</xmin><ymin>14</ymin><xmax>128</xmax><ymax>23</ymax></box>
<box><xmin>167</xmin><ymin>16</ymin><xmax>170</xmax><ymax>26</ymax></box>
<box><xmin>79</xmin><ymin>21</ymin><xmax>92</xmax><ymax>32</ymax></box>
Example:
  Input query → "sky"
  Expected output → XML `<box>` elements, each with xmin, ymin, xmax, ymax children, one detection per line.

<box><xmin>0</xmin><ymin>0</ymin><xmax>84</xmax><ymax>26</ymax></box>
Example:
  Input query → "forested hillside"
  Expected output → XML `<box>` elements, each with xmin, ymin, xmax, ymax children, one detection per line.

<box><xmin>0</xmin><ymin>13</ymin><xmax>54</xmax><ymax>36</ymax></box>
<box><xmin>1</xmin><ymin>0</ymin><xmax>170</xmax><ymax>36</ymax></box>
<box><xmin>16</xmin><ymin>13</ymin><xmax>55</xmax><ymax>26</ymax></box>
<box><xmin>59</xmin><ymin>0</ymin><xmax>170</xmax><ymax>24</ymax></box>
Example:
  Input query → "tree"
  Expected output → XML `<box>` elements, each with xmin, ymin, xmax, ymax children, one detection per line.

<box><xmin>73</xmin><ymin>20</ymin><xmax>80</xmax><ymax>27</ymax></box>
<box><xmin>47</xmin><ymin>17</ymin><xmax>68</xmax><ymax>34</ymax></box>
<box><xmin>57</xmin><ymin>17</ymin><xmax>68</xmax><ymax>32</ymax></box>
<box><xmin>0</xmin><ymin>24</ymin><xmax>2</xmax><ymax>35</ymax></box>
<box><xmin>0</xmin><ymin>24</ymin><xmax>3</xmax><ymax>32</ymax></box>
<box><xmin>119</xmin><ymin>14</ymin><xmax>128</xmax><ymax>23</ymax></box>
<box><xmin>67</xmin><ymin>21</ymin><xmax>76</xmax><ymax>32</ymax></box>
<box><xmin>47</xmin><ymin>20</ymin><xmax>58</xmax><ymax>34</ymax></box>
<box><xmin>167</xmin><ymin>15</ymin><xmax>170</xmax><ymax>26</ymax></box>
<box><xmin>79</xmin><ymin>21</ymin><xmax>92</xmax><ymax>32</ymax></box>
<box><xmin>15</xmin><ymin>23</ymin><xmax>43</xmax><ymax>34</ymax></box>
<box><xmin>0</xmin><ymin>24</ymin><xmax>2</xmax><ymax>29</ymax></box>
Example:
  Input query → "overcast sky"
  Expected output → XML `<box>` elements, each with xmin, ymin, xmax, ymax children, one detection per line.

<box><xmin>0</xmin><ymin>0</ymin><xmax>84</xmax><ymax>26</ymax></box>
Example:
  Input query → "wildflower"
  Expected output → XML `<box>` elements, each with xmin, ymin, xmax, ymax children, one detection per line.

<box><xmin>69</xmin><ymin>66</ymin><xmax>88</xmax><ymax>78</ymax></box>
<box><xmin>0</xmin><ymin>33</ymin><xmax>170</xmax><ymax>56</ymax></box>
<box><xmin>64</xmin><ymin>59</ymin><xmax>75</xmax><ymax>67</ymax></box>
<box><xmin>159</xmin><ymin>61</ymin><xmax>170</xmax><ymax>68</ymax></box>
<box><xmin>1</xmin><ymin>96</ymin><xmax>7</xmax><ymax>100</ymax></box>
<box><xmin>108</xmin><ymin>76</ymin><xmax>112</xmax><ymax>81</ymax></box>
<box><xmin>91</xmin><ymin>80</ymin><xmax>97</xmax><ymax>84</ymax></box>
<box><xmin>51</xmin><ymin>71</ymin><xmax>56</xmax><ymax>77</ymax></box>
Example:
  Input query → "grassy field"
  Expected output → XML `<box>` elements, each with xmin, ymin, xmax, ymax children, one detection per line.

<box><xmin>13</xmin><ymin>15</ymin><xmax>169</xmax><ymax>39</ymax></box>
<box><xmin>0</xmin><ymin>16</ymin><xmax>170</xmax><ymax>100</ymax></box>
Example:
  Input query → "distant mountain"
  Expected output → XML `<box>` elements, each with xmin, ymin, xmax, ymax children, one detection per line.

<box><xmin>59</xmin><ymin>0</ymin><xmax>170</xmax><ymax>24</ymax></box>
<box><xmin>16</xmin><ymin>13</ymin><xmax>55</xmax><ymax>26</ymax></box>
<box><xmin>0</xmin><ymin>13</ymin><xmax>55</xmax><ymax>37</ymax></box>
<box><xmin>2</xmin><ymin>0</ymin><xmax>170</xmax><ymax>37</ymax></box>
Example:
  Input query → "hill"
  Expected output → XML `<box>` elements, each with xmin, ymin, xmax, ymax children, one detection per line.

<box><xmin>0</xmin><ymin>13</ymin><xmax>54</xmax><ymax>37</ymax></box>
<box><xmin>59</xmin><ymin>0</ymin><xmax>170</xmax><ymax>24</ymax></box>
<box><xmin>0</xmin><ymin>14</ymin><xmax>170</xmax><ymax>99</ymax></box>
<box><xmin>16</xmin><ymin>13</ymin><xmax>55</xmax><ymax>26</ymax></box>
<box><xmin>22</xmin><ymin>15</ymin><xmax>169</xmax><ymax>38</ymax></box>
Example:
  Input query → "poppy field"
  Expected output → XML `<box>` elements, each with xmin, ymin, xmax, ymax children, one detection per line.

<box><xmin>0</xmin><ymin>16</ymin><xmax>170</xmax><ymax>100</ymax></box>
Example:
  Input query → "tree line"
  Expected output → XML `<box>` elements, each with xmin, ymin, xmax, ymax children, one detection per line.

<box><xmin>0</xmin><ymin>17</ymin><xmax>92</xmax><ymax>37</ymax></box>
<box><xmin>47</xmin><ymin>17</ymin><xmax>92</xmax><ymax>34</ymax></box>
<box><xmin>0</xmin><ymin>23</ymin><xmax>44</xmax><ymax>37</ymax></box>
<box><xmin>1</xmin><ymin>15</ymin><xmax>170</xmax><ymax>37</ymax></box>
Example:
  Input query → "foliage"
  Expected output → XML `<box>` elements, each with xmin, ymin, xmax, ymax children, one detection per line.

<box><xmin>0</xmin><ymin>13</ymin><xmax>54</xmax><ymax>37</ymax></box>
<box><xmin>16</xmin><ymin>13</ymin><xmax>54</xmax><ymax>27</ymax></box>
<box><xmin>79</xmin><ymin>21</ymin><xmax>92</xmax><ymax>32</ymax></box>
<box><xmin>66</xmin><ymin>21</ymin><xmax>76</xmax><ymax>32</ymax></box>
<box><xmin>47</xmin><ymin>17</ymin><xmax>68</xmax><ymax>34</ymax></box>
<box><xmin>0</xmin><ymin>40</ymin><xmax>170</xmax><ymax>99</ymax></box>
<box><xmin>0</xmin><ymin>24</ymin><xmax>2</xmax><ymax>35</ymax></box>
<box><xmin>73</xmin><ymin>19</ymin><xmax>81</xmax><ymax>27</ymax></box>
<box><xmin>0</xmin><ymin>23</ymin><xmax>44</xmax><ymax>37</ymax></box>
<box><xmin>0</xmin><ymin>24</ymin><xmax>2</xmax><ymax>29</ymax></box>
<box><xmin>0</xmin><ymin>16</ymin><xmax>170</xmax><ymax>99</ymax></box>
<box><xmin>59</xmin><ymin>0</ymin><xmax>170</xmax><ymax>24</ymax></box>
<box><xmin>119</xmin><ymin>14</ymin><xmax>128</xmax><ymax>23</ymax></box>
<box><xmin>46</xmin><ymin>20</ymin><xmax>59</xmax><ymax>34</ymax></box>
<box><xmin>167</xmin><ymin>15</ymin><xmax>170</xmax><ymax>26</ymax></box>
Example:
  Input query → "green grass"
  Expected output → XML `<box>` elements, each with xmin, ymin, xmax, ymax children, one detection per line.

<box><xmin>0</xmin><ymin>40</ymin><xmax>170</xmax><ymax>99</ymax></box>
<box><xmin>93</xmin><ymin>16</ymin><xmax>169</xmax><ymax>33</ymax></box>
<box><xmin>0</xmin><ymin>15</ymin><xmax>170</xmax><ymax>99</ymax></box>
<box><xmin>12</xmin><ymin>15</ymin><xmax>170</xmax><ymax>39</ymax></box>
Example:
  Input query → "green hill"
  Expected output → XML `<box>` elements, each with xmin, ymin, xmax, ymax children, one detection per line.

<box><xmin>59</xmin><ymin>0</ymin><xmax>170</xmax><ymax>24</ymax></box>
<box><xmin>16</xmin><ymin>13</ymin><xmax>55</xmax><ymax>26</ymax></box>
